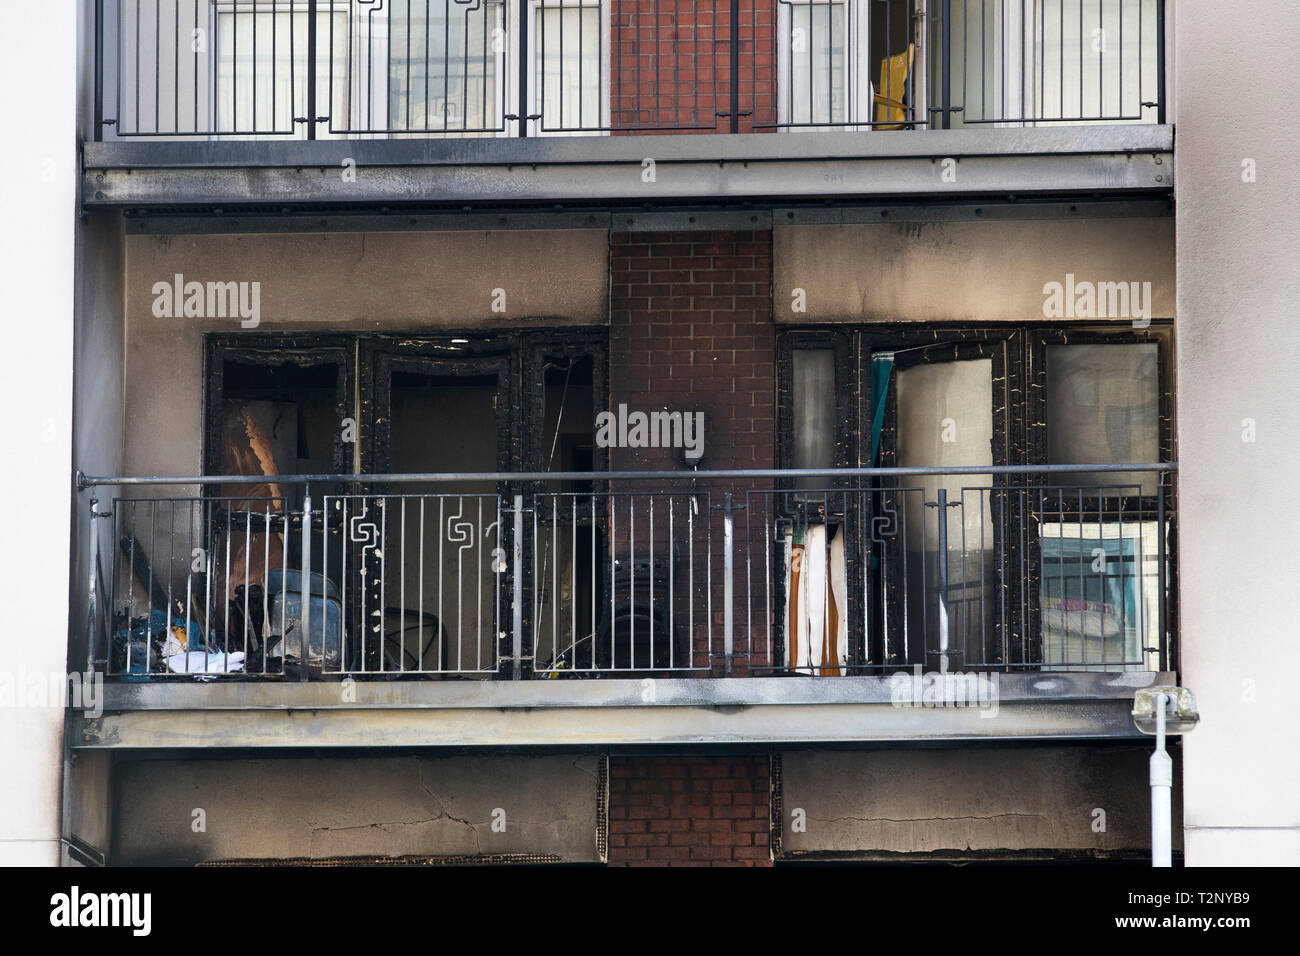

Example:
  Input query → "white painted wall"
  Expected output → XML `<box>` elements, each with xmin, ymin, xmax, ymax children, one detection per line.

<box><xmin>0</xmin><ymin>1</ymin><xmax>79</xmax><ymax>866</ymax></box>
<box><xmin>1175</xmin><ymin>1</ymin><xmax>1300</xmax><ymax>865</ymax></box>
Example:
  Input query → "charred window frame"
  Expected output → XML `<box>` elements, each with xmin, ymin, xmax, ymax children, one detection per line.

<box><xmin>201</xmin><ymin>329</ymin><xmax>606</xmax><ymax>680</ymax></box>
<box><xmin>871</xmin><ymin>328</ymin><xmax>1016</xmax><ymax>669</ymax></box>
<box><xmin>357</xmin><ymin>333</ymin><xmax>520</xmax><ymax>678</ymax></box>
<box><xmin>1025</xmin><ymin>323</ymin><xmax>1174</xmax><ymax>488</ymax></box>
<box><xmin>358</xmin><ymin>332</ymin><xmax>520</xmax><ymax>478</ymax></box>
<box><xmin>359</xmin><ymin>329</ymin><xmax>607</xmax><ymax>479</ymax></box>
<box><xmin>772</xmin><ymin>324</ymin><xmax>1173</xmax><ymax>673</ymax></box>
<box><xmin>520</xmin><ymin>331</ymin><xmax>609</xmax><ymax>677</ymax></box>
<box><xmin>357</xmin><ymin>329</ymin><xmax>606</xmax><ymax>679</ymax></box>
<box><xmin>776</xmin><ymin>329</ymin><xmax>859</xmax><ymax>479</ymax></box>
<box><xmin>200</xmin><ymin>333</ymin><xmax>355</xmax><ymax>671</ymax></box>
<box><xmin>773</xmin><ymin>330</ymin><xmax>862</xmax><ymax>671</ymax></box>
<box><xmin>865</xmin><ymin>323</ymin><xmax>1172</xmax><ymax>474</ymax></box>
<box><xmin>203</xmin><ymin>332</ymin><xmax>356</xmax><ymax>493</ymax></box>
<box><xmin>522</xmin><ymin>329</ymin><xmax>609</xmax><ymax>485</ymax></box>
<box><xmin>872</xmin><ymin>324</ymin><xmax>1173</xmax><ymax>671</ymax></box>
<box><xmin>874</xmin><ymin>328</ymin><xmax>1015</xmax><ymax>471</ymax></box>
<box><xmin>1021</xmin><ymin>323</ymin><xmax>1176</xmax><ymax>672</ymax></box>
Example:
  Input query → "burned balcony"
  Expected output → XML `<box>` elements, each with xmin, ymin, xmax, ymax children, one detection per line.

<box><xmin>78</xmin><ymin>464</ymin><xmax>1176</xmax><ymax>684</ymax></box>
<box><xmin>85</xmin><ymin>0</ymin><xmax>1173</xmax><ymax>207</ymax></box>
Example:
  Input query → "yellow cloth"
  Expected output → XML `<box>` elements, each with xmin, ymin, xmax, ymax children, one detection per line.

<box><xmin>873</xmin><ymin>45</ymin><xmax>915</xmax><ymax>130</ymax></box>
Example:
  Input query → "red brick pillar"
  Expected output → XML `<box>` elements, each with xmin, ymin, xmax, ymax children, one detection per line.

<box><xmin>604</xmin><ymin>235</ymin><xmax>776</xmax><ymax>865</ymax></box>
<box><xmin>608</xmin><ymin>229</ymin><xmax>775</xmax><ymax>473</ymax></box>
<box><xmin>609</xmin><ymin>229</ymin><xmax>776</xmax><ymax>675</ymax></box>
<box><xmin>607</xmin><ymin>754</ymin><xmax>773</xmax><ymax>866</ymax></box>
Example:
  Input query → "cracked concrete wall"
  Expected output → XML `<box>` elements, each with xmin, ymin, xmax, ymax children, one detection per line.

<box><xmin>780</xmin><ymin>746</ymin><xmax>1179</xmax><ymax>857</ymax></box>
<box><xmin>111</xmin><ymin>753</ymin><xmax>603</xmax><ymax>864</ymax></box>
<box><xmin>773</xmin><ymin>218</ymin><xmax>1174</xmax><ymax>323</ymax></box>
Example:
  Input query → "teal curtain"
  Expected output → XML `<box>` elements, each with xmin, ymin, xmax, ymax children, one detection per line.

<box><xmin>870</xmin><ymin>355</ymin><xmax>894</xmax><ymax>466</ymax></box>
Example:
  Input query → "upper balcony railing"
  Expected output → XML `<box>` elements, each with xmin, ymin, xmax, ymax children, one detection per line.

<box><xmin>93</xmin><ymin>0</ymin><xmax>1166</xmax><ymax>142</ymax></box>
<box><xmin>78</xmin><ymin>464</ymin><xmax>1176</xmax><ymax>684</ymax></box>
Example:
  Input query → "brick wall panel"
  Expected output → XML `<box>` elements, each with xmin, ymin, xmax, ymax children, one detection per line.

<box><xmin>608</xmin><ymin>755</ymin><xmax>772</xmax><ymax>866</ymax></box>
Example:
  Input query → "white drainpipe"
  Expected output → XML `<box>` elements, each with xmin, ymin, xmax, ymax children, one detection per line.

<box><xmin>1150</xmin><ymin>692</ymin><xmax>1173</xmax><ymax>867</ymax></box>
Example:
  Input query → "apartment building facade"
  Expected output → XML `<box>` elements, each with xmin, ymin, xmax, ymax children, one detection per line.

<box><xmin>2</xmin><ymin>0</ymin><xmax>1296</xmax><ymax>867</ymax></box>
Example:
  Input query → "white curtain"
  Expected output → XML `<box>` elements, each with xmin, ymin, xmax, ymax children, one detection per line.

<box><xmin>782</xmin><ymin>525</ymin><xmax>848</xmax><ymax>675</ymax></box>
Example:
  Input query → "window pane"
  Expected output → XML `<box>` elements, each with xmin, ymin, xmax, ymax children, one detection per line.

<box><xmin>216</xmin><ymin>11</ymin><xmax>302</xmax><ymax>135</ymax></box>
<box><xmin>947</xmin><ymin>0</ymin><xmax>1158</xmax><ymax>126</ymax></box>
<box><xmin>1047</xmin><ymin>344</ymin><xmax>1158</xmax><ymax>493</ymax></box>
<box><xmin>1038</xmin><ymin>520</ymin><xmax>1161</xmax><ymax>670</ymax></box>
<box><xmin>792</xmin><ymin>349</ymin><xmax>836</xmax><ymax>485</ymax></box>
<box><xmin>789</xmin><ymin>2</ymin><xmax>847</xmax><ymax>125</ymax></box>
<box><xmin>537</xmin><ymin>6</ymin><xmax>601</xmax><ymax>130</ymax></box>
<box><xmin>1032</xmin><ymin>0</ymin><xmax>1157</xmax><ymax>123</ymax></box>
<box><xmin>215</xmin><ymin>11</ymin><xmax>348</xmax><ymax>138</ymax></box>
<box><xmin>388</xmin><ymin>2</ymin><xmax>504</xmax><ymax>133</ymax></box>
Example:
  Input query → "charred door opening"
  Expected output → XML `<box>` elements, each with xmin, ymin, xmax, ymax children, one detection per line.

<box><xmin>200</xmin><ymin>337</ymin><xmax>353</xmax><ymax>674</ymax></box>
<box><xmin>364</xmin><ymin>341</ymin><xmax>515</xmax><ymax>677</ymax></box>
<box><xmin>527</xmin><ymin>347</ymin><xmax>617</xmax><ymax>673</ymax></box>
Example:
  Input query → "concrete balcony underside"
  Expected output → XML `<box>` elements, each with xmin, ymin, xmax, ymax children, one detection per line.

<box><xmin>82</xmin><ymin>125</ymin><xmax>1173</xmax><ymax>210</ymax></box>
<box><xmin>73</xmin><ymin>671</ymin><xmax>1172</xmax><ymax>749</ymax></box>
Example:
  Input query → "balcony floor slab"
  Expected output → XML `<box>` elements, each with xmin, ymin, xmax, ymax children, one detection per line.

<box><xmin>73</xmin><ymin>671</ymin><xmax>1173</xmax><ymax>749</ymax></box>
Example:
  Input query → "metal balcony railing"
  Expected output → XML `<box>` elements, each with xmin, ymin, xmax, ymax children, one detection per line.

<box><xmin>93</xmin><ymin>0</ymin><xmax>1165</xmax><ymax>140</ymax></box>
<box><xmin>77</xmin><ymin>463</ymin><xmax>1176</xmax><ymax>682</ymax></box>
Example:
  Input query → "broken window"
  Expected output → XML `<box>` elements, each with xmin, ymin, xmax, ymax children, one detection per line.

<box><xmin>200</xmin><ymin>338</ymin><xmax>353</xmax><ymax>673</ymax></box>
<box><xmin>216</xmin><ymin>352</ymin><xmax>349</xmax><ymax>507</ymax></box>
<box><xmin>539</xmin><ymin>352</ymin><xmax>598</xmax><ymax>487</ymax></box>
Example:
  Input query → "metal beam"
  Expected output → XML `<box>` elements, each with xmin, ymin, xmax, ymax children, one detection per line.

<box><xmin>74</xmin><ymin>672</ymin><xmax>1172</xmax><ymax>749</ymax></box>
<box><xmin>78</xmin><ymin>462</ymin><xmax>1178</xmax><ymax>490</ymax></box>
<box><xmin>120</xmin><ymin>199</ymin><xmax>1170</xmax><ymax>238</ymax></box>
